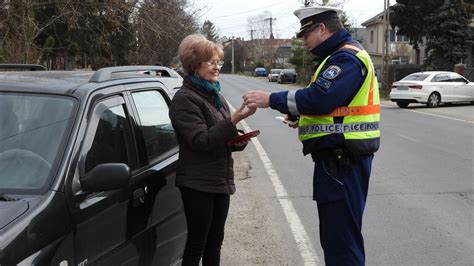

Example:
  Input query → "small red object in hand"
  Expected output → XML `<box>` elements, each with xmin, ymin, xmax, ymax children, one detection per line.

<box><xmin>226</xmin><ymin>130</ymin><xmax>260</xmax><ymax>146</ymax></box>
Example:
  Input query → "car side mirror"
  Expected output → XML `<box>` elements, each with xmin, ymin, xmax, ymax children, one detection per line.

<box><xmin>80</xmin><ymin>163</ymin><xmax>131</xmax><ymax>192</ymax></box>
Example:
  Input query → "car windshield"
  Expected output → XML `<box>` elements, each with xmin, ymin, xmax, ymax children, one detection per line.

<box><xmin>271</xmin><ymin>70</ymin><xmax>281</xmax><ymax>74</ymax></box>
<box><xmin>401</xmin><ymin>73</ymin><xmax>429</xmax><ymax>81</ymax></box>
<box><xmin>0</xmin><ymin>93</ymin><xmax>75</xmax><ymax>192</ymax></box>
<box><xmin>283</xmin><ymin>69</ymin><xmax>295</xmax><ymax>74</ymax></box>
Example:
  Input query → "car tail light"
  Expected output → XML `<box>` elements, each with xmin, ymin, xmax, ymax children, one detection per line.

<box><xmin>408</xmin><ymin>85</ymin><xmax>422</xmax><ymax>89</ymax></box>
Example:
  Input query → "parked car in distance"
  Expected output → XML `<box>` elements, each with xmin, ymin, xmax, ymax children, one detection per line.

<box><xmin>254</xmin><ymin>67</ymin><xmax>267</xmax><ymax>77</ymax></box>
<box><xmin>268</xmin><ymin>69</ymin><xmax>282</xmax><ymax>82</ymax></box>
<box><xmin>0</xmin><ymin>65</ymin><xmax>186</xmax><ymax>265</ymax></box>
<box><xmin>390</xmin><ymin>71</ymin><xmax>474</xmax><ymax>108</ymax></box>
<box><xmin>278</xmin><ymin>69</ymin><xmax>297</xmax><ymax>84</ymax></box>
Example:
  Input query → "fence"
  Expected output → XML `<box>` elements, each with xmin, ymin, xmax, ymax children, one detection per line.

<box><xmin>375</xmin><ymin>64</ymin><xmax>423</xmax><ymax>93</ymax></box>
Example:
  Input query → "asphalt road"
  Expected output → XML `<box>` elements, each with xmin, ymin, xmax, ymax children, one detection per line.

<box><xmin>219</xmin><ymin>74</ymin><xmax>474</xmax><ymax>265</ymax></box>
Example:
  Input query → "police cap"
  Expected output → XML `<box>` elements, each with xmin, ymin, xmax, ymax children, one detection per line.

<box><xmin>294</xmin><ymin>6</ymin><xmax>342</xmax><ymax>38</ymax></box>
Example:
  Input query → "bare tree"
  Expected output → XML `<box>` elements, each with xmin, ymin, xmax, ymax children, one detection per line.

<box><xmin>134</xmin><ymin>0</ymin><xmax>199</xmax><ymax>66</ymax></box>
<box><xmin>0</xmin><ymin>1</ymin><xmax>137</xmax><ymax>68</ymax></box>
<box><xmin>0</xmin><ymin>0</ymin><xmax>202</xmax><ymax>69</ymax></box>
<box><xmin>0</xmin><ymin>0</ymin><xmax>72</xmax><ymax>64</ymax></box>
<box><xmin>246</xmin><ymin>13</ymin><xmax>270</xmax><ymax>40</ymax></box>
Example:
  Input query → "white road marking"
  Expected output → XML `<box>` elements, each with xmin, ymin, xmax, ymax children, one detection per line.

<box><xmin>396</xmin><ymin>134</ymin><xmax>419</xmax><ymax>142</ymax></box>
<box><xmin>229</xmin><ymin>103</ymin><xmax>320</xmax><ymax>266</ymax></box>
<box><xmin>380</xmin><ymin>103</ymin><xmax>474</xmax><ymax>124</ymax></box>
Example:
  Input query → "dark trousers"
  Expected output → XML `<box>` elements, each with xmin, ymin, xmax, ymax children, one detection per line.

<box><xmin>313</xmin><ymin>154</ymin><xmax>373</xmax><ymax>266</ymax></box>
<box><xmin>179</xmin><ymin>187</ymin><xmax>230</xmax><ymax>266</ymax></box>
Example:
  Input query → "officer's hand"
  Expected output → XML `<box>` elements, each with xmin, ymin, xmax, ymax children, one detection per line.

<box><xmin>243</xmin><ymin>90</ymin><xmax>270</xmax><ymax>108</ymax></box>
<box><xmin>286</xmin><ymin>115</ymin><xmax>299</xmax><ymax>129</ymax></box>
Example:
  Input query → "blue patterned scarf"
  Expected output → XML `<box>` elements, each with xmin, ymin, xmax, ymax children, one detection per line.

<box><xmin>188</xmin><ymin>74</ymin><xmax>222</xmax><ymax>109</ymax></box>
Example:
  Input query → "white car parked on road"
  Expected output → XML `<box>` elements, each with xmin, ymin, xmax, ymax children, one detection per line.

<box><xmin>268</xmin><ymin>69</ymin><xmax>282</xmax><ymax>82</ymax></box>
<box><xmin>389</xmin><ymin>71</ymin><xmax>474</xmax><ymax>108</ymax></box>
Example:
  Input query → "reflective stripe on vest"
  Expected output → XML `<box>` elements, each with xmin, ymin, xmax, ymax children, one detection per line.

<box><xmin>299</xmin><ymin>121</ymin><xmax>379</xmax><ymax>134</ymax></box>
<box><xmin>298</xmin><ymin>44</ymin><xmax>380</xmax><ymax>152</ymax></box>
<box><xmin>303</xmin><ymin>104</ymin><xmax>380</xmax><ymax>118</ymax></box>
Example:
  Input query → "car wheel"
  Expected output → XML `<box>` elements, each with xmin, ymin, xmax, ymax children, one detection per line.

<box><xmin>396</xmin><ymin>101</ymin><xmax>409</xmax><ymax>108</ymax></box>
<box><xmin>427</xmin><ymin>92</ymin><xmax>440</xmax><ymax>108</ymax></box>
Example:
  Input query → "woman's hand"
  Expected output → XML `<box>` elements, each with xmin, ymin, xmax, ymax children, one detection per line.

<box><xmin>230</xmin><ymin>139</ymin><xmax>249</xmax><ymax>152</ymax></box>
<box><xmin>231</xmin><ymin>103</ymin><xmax>257</xmax><ymax>125</ymax></box>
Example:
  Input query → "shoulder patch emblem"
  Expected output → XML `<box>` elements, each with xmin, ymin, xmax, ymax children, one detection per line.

<box><xmin>316</xmin><ymin>77</ymin><xmax>332</xmax><ymax>89</ymax></box>
<box><xmin>322</xmin><ymin>65</ymin><xmax>342</xmax><ymax>80</ymax></box>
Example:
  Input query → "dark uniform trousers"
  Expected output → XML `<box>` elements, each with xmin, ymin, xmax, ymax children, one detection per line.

<box><xmin>312</xmin><ymin>152</ymin><xmax>373</xmax><ymax>266</ymax></box>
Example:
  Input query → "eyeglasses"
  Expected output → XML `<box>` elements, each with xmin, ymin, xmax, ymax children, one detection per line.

<box><xmin>202</xmin><ymin>60</ymin><xmax>224</xmax><ymax>67</ymax></box>
<box><xmin>302</xmin><ymin>23</ymin><xmax>321</xmax><ymax>38</ymax></box>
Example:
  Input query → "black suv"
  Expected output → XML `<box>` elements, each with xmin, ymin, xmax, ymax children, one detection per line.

<box><xmin>0</xmin><ymin>65</ymin><xmax>186</xmax><ymax>265</ymax></box>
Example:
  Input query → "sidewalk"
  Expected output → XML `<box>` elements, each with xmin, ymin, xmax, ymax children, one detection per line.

<box><xmin>221</xmin><ymin>146</ymin><xmax>303</xmax><ymax>265</ymax></box>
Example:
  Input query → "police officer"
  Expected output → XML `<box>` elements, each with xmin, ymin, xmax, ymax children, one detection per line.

<box><xmin>243</xmin><ymin>6</ymin><xmax>380</xmax><ymax>266</ymax></box>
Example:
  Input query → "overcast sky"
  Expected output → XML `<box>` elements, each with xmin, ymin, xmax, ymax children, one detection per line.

<box><xmin>191</xmin><ymin>0</ymin><xmax>394</xmax><ymax>40</ymax></box>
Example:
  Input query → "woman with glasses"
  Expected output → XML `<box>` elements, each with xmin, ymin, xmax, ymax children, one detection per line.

<box><xmin>169</xmin><ymin>34</ymin><xmax>256</xmax><ymax>266</ymax></box>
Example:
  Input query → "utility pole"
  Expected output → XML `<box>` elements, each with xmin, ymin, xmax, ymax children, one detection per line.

<box><xmin>250</xmin><ymin>28</ymin><xmax>255</xmax><ymax>66</ymax></box>
<box><xmin>264</xmin><ymin>11</ymin><xmax>276</xmax><ymax>68</ymax></box>
<box><xmin>231</xmin><ymin>36</ymin><xmax>235</xmax><ymax>74</ymax></box>
<box><xmin>381</xmin><ymin>0</ymin><xmax>386</xmax><ymax>88</ymax></box>
<box><xmin>382</xmin><ymin>0</ymin><xmax>390</xmax><ymax>91</ymax></box>
<box><xmin>264</xmin><ymin>11</ymin><xmax>276</xmax><ymax>39</ymax></box>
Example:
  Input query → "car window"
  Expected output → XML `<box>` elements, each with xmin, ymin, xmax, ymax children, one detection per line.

<box><xmin>0</xmin><ymin>93</ymin><xmax>75</xmax><ymax>191</ymax></box>
<box><xmin>84</xmin><ymin>103</ymin><xmax>132</xmax><ymax>174</ymax></box>
<box><xmin>141</xmin><ymin>69</ymin><xmax>175</xmax><ymax>77</ymax></box>
<box><xmin>401</xmin><ymin>73</ymin><xmax>429</xmax><ymax>81</ymax></box>
<box><xmin>447</xmin><ymin>73</ymin><xmax>466</xmax><ymax>82</ymax></box>
<box><xmin>432</xmin><ymin>74</ymin><xmax>450</xmax><ymax>82</ymax></box>
<box><xmin>132</xmin><ymin>90</ymin><xmax>178</xmax><ymax>164</ymax></box>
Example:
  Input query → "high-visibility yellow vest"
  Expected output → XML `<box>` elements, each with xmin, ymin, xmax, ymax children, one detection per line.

<box><xmin>298</xmin><ymin>44</ymin><xmax>380</xmax><ymax>154</ymax></box>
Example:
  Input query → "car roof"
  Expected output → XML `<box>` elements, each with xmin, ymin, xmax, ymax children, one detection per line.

<box><xmin>0</xmin><ymin>71</ymin><xmax>94</xmax><ymax>94</ymax></box>
<box><xmin>0</xmin><ymin>65</ymin><xmax>183</xmax><ymax>98</ymax></box>
<box><xmin>408</xmin><ymin>71</ymin><xmax>459</xmax><ymax>76</ymax></box>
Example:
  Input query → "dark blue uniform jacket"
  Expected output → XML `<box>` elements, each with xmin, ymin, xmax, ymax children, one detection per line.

<box><xmin>269</xmin><ymin>29</ymin><xmax>368</xmax><ymax>156</ymax></box>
